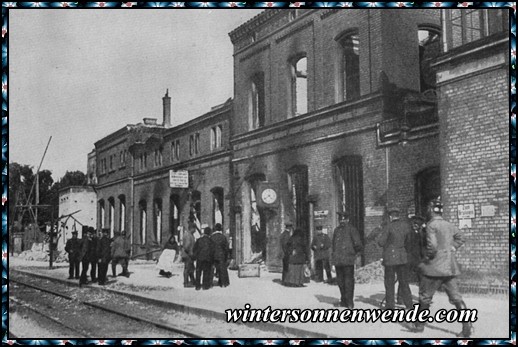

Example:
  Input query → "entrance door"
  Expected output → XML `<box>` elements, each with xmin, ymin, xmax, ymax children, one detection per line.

<box><xmin>415</xmin><ymin>166</ymin><xmax>440</xmax><ymax>220</ymax></box>
<box><xmin>335</xmin><ymin>156</ymin><xmax>364</xmax><ymax>263</ymax></box>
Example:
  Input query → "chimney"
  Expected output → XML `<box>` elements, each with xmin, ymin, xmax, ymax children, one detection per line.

<box><xmin>163</xmin><ymin>89</ymin><xmax>171</xmax><ymax>127</ymax></box>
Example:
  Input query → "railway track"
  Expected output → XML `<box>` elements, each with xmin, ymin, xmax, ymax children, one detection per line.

<box><xmin>9</xmin><ymin>270</ymin><xmax>300</xmax><ymax>339</ymax></box>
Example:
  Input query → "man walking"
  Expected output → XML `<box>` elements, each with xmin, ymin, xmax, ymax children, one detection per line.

<box><xmin>280</xmin><ymin>221</ymin><xmax>293</xmax><ymax>284</ymax></box>
<box><xmin>311</xmin><ymin>225</ymin><xmax>332</xmax><ymax>283</ymax></box>
<box><xmin>377</xmin><ymin>207</ymin><xmax>413</xmax><ymax>310</ymax></box>
<box><xmin>65</xmin><ymin>230</ymin><xmax>81</xmax><ymax>279</ymax></box>
<box><xmin>331</xmin><ymin>211</ymin><xmax>363</xmax><ymax>308</ymax></box>
<box><xmin>412</xmin><ymin>198</ymin><xmax>473</xmax><ymax>337</ymax></box>
<box><xmin>211</xmin><ymin>223</ymin><xmax>230</xmax><ymax>287</ymax></box>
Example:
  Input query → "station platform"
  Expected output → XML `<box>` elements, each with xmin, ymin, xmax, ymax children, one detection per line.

<box><xmin>9</xmin><ymin>256</ymin><xmax>510</xmax><ymax>340</ymax></box>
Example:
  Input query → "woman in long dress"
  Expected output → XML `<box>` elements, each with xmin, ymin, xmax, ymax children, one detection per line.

<box><xmin>284</xmin><ymin>228</ymin><xmax>310</xmax><ymax>287</ymax></box>
<box><xmin>156</xmin><ymin>234</ymin><xmax>179</xmax><ymax>278</ymax></box>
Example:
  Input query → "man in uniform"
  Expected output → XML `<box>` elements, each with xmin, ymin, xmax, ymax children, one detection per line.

<box><xmin>211</xmin><ymin>223</ymin><xmax>230</xmax><ymax>287</ymax></box>
<box><xmin>331</xmin><ymin>211</ymin><xmax>363</xmax><ymax>308</ymax></box>
<box><xmin>412</xmin><ymin>198</ymin><xmax>473</xmax><ymax>337</ymax></box>
<box><xmin>64</xmin><ymin>230</ymin><xmax>81</xmax><ymax>279</ymax></box>
<box><xmin>377</xmin><ymin>207</ymin><xmax>413</xmax><ymax>310</ymax></box>
<box><xmin>311</xmin><ymin>225</ymin><xmax>332</xmax><ymax>283</ymax></box>
<box><xmin>96</xmin><ymin>228</ymin><xmax>112</xmax><ymax>285</ymax></box>
<box><xmin>280</xmin><ymin>221</ymin><xmax>293</xmax><ymax>284</ymax></box>
<box><xmin>111</xmin><ymin>230</ymin><xmax>130</xmax><ymax>277</ymax></box>
<box><xmin>193</xmin><ymin>226</ymin><xmax>215</xmax><ymax>290</ymax></box>
<box><xmin>79</xmin><ymin>228</ymin><xmax>96</xmax><ymax>285</ymax></box>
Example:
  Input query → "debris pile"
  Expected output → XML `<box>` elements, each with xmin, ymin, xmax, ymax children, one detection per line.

<box><xmin>17</xmin><ymin>243</ymin><xmax>67</xmax><ymax>263</ymax></box>
<box><xmin>355</xmin><ymin>259</ymin><xmax>384</xmax><ymax>284</ymax></box>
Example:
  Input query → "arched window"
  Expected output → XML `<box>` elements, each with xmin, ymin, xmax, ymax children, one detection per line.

<box><xmin>108</xmin><ymin>197</ymin><xmax>115</xmax><ymax>238</ymax></box>
<box><xmin>418</xmin><ymin>27</ymin><xmax>441</xmax><ymax>92</ymax></box>
<box><xmin>154</xmin><ymin>199</ymin><xmax>162</xmax><ymax>245</ymax></box>
<box><xmin>139</xmin><ymin>200</ymin><xmax>147</xmax><ymax>245</ymax></box>
<box><xmin>119</xmin><ymin>195</ymin><xmax>126</xmax><ymax>234</ymax></box>
<box><xmin>99</xmin><ymin>200</ymin><xmax>105</xmax><ymax>229</ymax></box>
<box><xmin>290</xmin><ymin>56</ymin><xmax>308</xmax><ymax>116</ymax></box>
<box><xmin>249</xmin><ymin>73</ymin><xmax>265</xmax><ymax>130</ymax></box>
<box><xmin>337</xmin><ymin>31</ymin><xmax>360</xmax><ymax>101</ymax></box>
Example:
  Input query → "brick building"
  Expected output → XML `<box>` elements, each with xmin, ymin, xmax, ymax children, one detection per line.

<box><xmin>89</xmin><ymin>9</ymin><xmax>508</xmax><ymax>275</ymax></box>
<box><xmin>227</xmin><ymin>8</ymin><xmax>508</xmax><ymax>274</ymax></box>
<box><xmin>90</xmin><ymin>92</ymin><xmax>232</xmax><ymax>258</ymax></box>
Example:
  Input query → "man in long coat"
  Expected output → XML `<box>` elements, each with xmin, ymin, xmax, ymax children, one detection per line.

<box><xmin>65</xmin><ymin>230</ymin><xmax>81</xmax><ymax>279</ymax></box>
<box><xmin>412</xmin><ymin>199</ymin><xmax>473</xmax><ymax>338</ymax></box>
<box><xmin>111</xmin><ymin>230</ymin><xmax>130</xmax><ymax>277</ymax></box>
<box><xmin>211</xmin><ymin>223</ymin><xmax>230</xmax><ymax>287</ymax></box>
<box><xmin>79</xmin><ymin>228</ymin><xmax>96</xmax><ymax>285</ymax></box>
<box><xmin>193</xmin><ymin>226</ymin><xmax>215</xmax><ymax>290</ymax></box>
<box><xmin>96</xmin><ymin>228</ymin><xmax>112</xmax><ymax>285</ymax></box>
<box><xmin>377</xmin><ymin>207</ymin><xmax>413</xmax><ymax>309</ymax></box>
<box><xmin>311</xmin><ymin>225</ymin><xmax>332</xmax><ymax>283</ymax></box>
<box><xmin>280</xmin><ymin>221</ymin><xmax>293</xmax><ymax>284</ymax></box>
<box><xmin>331</xmin><ymin>211</ymin><xmax>363</xmax><ymax>308</ymax></box>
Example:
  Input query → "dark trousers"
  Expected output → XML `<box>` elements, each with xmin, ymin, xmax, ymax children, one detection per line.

<box><xmin>68</xmin><ymin>260</ymin><xmax>80</xmax><ymax>278</ymax></box>
<box><xmin>384</xmin><ymin>264</ymin><xmax>413</xmax><ymax>309</ymax></box>
<box><xmin>195</xmin><ymin>260</ymin><xmax>212</xmax><ymax>289</ymax></box>
<box><xmin>335</xmin><ymin>265</ymin><xmax>355</xmax><ymax>308</ymax></box>
<box><xmin>214</xmin><ymin>259</ymin><xmax>230</xmax><ymax>287</ymax></box>
<box><xmin>80</xmin><ymin>260</ymin><xmax>90</xmax><ymax>284</ymax></box>
<box><xmin>183</xmin><ymin>256</ymin><xmax>196</xmax><ymax>285</ymax></box>
<box><xmin>282</xmin><ymin>257</ymin><xmax>289</xmax><ymax>282</ymax></box>
<box><xmin>315</xmin><ymin>258</ymin><xmax>332</xmax><ymax>281</ymax></box>
<box><xmin>98</xmin><ymin>262</ymin><xmax>109</xmax><ymax>284</ymax></box>
<box><xmin>419</xmin><ymin>275</ymin><xmax>463</xmax><ymax>307</ymax></box>
<box><xmin>89</xmin><ymin>261</ymin><xmax>97</xmax><ymax>281</ymax></box>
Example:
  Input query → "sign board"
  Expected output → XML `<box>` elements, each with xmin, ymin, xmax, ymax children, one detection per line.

<box><xmin>481</xmin><ymin>205</ymin><xmax>497</xmax><ymax>217</ymax></box>
<box><xmin>169</xmin><ymin>170</ymin><xmax>189</xmax><ymax>188</ymax></box>
<box><xmin>314</xmin><ymin>210</ymin><xmax>329</xmax><ymax>218</ymax></box>
<box><xmin>457</xmin><ymin>204</ymin><xmax>475</xmax><ymax>219</ymax></box>
<box><xmin>459</xmin><ymin>219</ymin><xmax>472</xmax><ymax>229</ymax></box>
<box><xmin>365</xmin><ymin>206</ymin><xmax>385</xmax><ymax>217</ymax></box>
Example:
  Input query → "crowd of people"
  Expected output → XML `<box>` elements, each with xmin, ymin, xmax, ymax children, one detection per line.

<box><xmin>64</xmin><ymin>226</ymin><xmax>131</xmax><ymax>286</ymax></box>
<box><xmin>64</xmin><ymin>197</ymin><xmax>472</xmax><ymax>337</ymax></box>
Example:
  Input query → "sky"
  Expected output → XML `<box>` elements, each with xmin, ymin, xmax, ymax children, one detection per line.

<box><xmin>9</xmin><ymin>8</ymin><xmax>262</xmax><ymax>180</ymax></box>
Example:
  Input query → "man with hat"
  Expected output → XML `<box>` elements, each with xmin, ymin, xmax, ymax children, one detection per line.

<box><xmin>377</xmin><ymin>206</ymin><xmax>413</xmax><ymax>310</ymax></box>
<box><xmin>331</xmin><ymin>211</ymin><xmax>363</xmax><ymax>308</ymax></box>
<box><xmin>96</xmin><ymin>228</ymin><xmax>112</xmax><ymax>285</ymax></box>
<box><xmin>280</xmin><ymin>220</ymin><xmax>293</xmax><ymax>284</ymax></box>
<box><xmin>412</xmin><ymin>198</ymin><xmax>473</xmax><ymax>337</ymax></box>
<box><xmin>64</xmin><ymin>228</ymin><xmax>81</xmax><ymax>279</ymax></box>
<box><xmin>79</xmin><ymin>227</ymin><xmax>96</xmax><ymax>285</ymax></box>
<box><xmin>111</xmin><ymin>230</ymin><xmax>131</xmax><ymax>278</ymax></box>
<box><xmin>311</xmin><ymin>225</ymin><xmax>332</xmax><ymax>283</ymax></box>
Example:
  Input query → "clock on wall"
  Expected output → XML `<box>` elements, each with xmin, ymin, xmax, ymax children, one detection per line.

<box><xmin>258</xmin><ymin>183</ymin><xmax>279</xmax><ymax>208</ymax></box>
<box><xmin>261</xmin><ymin>188</ymin><xmax>277</xmax><ymax>205</ymax></box>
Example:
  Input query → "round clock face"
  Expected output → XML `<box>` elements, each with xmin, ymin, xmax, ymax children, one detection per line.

<box><xmin>261</xmin><ymin>188</ymin><xmax>277</xmax><ymax>204</ymax></box>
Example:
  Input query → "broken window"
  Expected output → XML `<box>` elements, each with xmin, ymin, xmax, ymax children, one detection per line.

<box><xmin>154</xmin><ymin>199</ymin><xmax>162</xmax><ymax>245</ymax></box>
<box><xmin>139</xmin><ymin>200</ymin><xmax>147</xmax><ymax>245</ymax></box>
<box><xmin>249</xmin><ymin>73</ymin><xmax>265</xmax><ymax>130</ymax></box>
<box><xmin>212</xmin><ymin>187</ymin><xmax>224</xmax><ymax>226</ymax></box>
<box><xmin>99</xmin><ymin>200</ymin><xmax>105</xmax><ymax>229</ymax></box>
<box><xmin>418</xmin><ymin>27</ymin><xmax>441</xmax><ymax>92</ymax></box>
<box><xmin>108</xmin><ymin>197</ymin><xmax>115</xmax><ymax>237</ymax></box>
<box><xmin>338</xmin><ymin>31</ymin><xmax>360</xmax><ymax>101</ymax></box>
<box><xmin>290</xmin><ymin>56</ymin><xmax>308</xmax><ymax>116</ymax></box>
<box><xmin>119</xmin><ymin>195</ymin><xmax>126</xmax><ymax>233</ymax></box>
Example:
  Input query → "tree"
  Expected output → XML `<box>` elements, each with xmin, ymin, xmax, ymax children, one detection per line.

<box><xmin>58</xmin><ymin>171</ymin><xmax>87</xmax><ymax>188</ymax></box>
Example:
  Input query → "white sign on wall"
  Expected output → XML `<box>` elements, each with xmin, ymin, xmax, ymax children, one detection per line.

<box><xmin>169</xmin><ymin>170</ymin><xmax>189</xmax><ymax>188</ymax></box>
<box><xmin>458</xmin><ymin>204</ymin><xmax>475</xmax><ymax>219</ymax></box>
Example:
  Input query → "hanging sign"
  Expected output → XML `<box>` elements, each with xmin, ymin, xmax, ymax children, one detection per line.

<box><xmin>169</xmin><ymin>170</ymin><xmax>189</xmax><ymax>188</ymax></box>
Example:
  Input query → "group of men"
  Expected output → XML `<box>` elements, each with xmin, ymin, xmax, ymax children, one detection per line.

<box><xmin>280</xmin><ymin>198</ymin><xmax>473</xmax><ymax>338</ymax></box>
<box><xmin>64</xmin><ymin>226</ymin><xmax>131</xmax><ymax>286</ymax></box>
<box><xmin>181</xmin><ymin>222</ymin><xmax>230</xmax><ymax>291</ymax></box>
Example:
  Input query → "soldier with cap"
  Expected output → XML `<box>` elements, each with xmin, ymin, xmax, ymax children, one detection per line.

<box><xmin>280</xmin><ymin>221</ymin><xmax>293</xmax><ymax>284</ymax></box>
<box><xmin>193</xmin><ymin>226</ymin><xmax>215</xmax><ymax>290</ymax></box>
<box><xmin>64</xmin><ymin>229</ymin><xmax>81</xmax><ymax>279</ymax></box>
<box><xmin>311</xmin><ymin>225</ymin><xmax>332</xmax><ymax>283</ymax></box>
<box><xmin>377</xmin><ymin>207</ymin><xmax>413</xmax><ymax>310</ymax></box>
<box><xmin>111</xmin><ymin>230</ymin><xmax>131</xmax><ymax>278</ymax></box>
<box><xmin>96</xmin><ymin>228</ymin><xmax>112</xmax><ymax>285</ymax></box>
<box><xmin>211</xmin><ymin>223</ymin><xmax>230</xmax><ymax>287</ymax></box>
<box><xmin>331</xmin><ymin>211</ymin><xmax>363</xmax><ymax>308</ymax></box>
<box><xmin>88</xmin><ymin>227</ymin><xmax>99</xmax><ymax>282</ymax></box>
<box><xmin>79</xmin><ymin>227</ymin><xmax>96</xmax><ymax>285</ymax></box>
<box><xmin>412</xmin><ymin>198</ymin><xmax>473</xmax><ymax>337</ymax></box>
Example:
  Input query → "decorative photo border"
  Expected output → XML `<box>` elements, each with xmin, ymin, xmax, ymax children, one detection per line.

<box><xmin>1</xmin><ymin>2</ymin><xmax>515</xmax><ymax>345</ymax></box>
